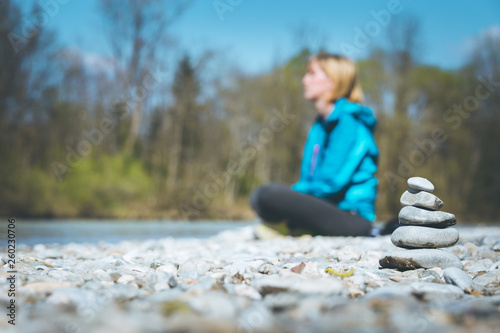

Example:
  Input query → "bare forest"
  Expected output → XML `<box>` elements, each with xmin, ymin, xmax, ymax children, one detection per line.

<box><xmin>1</xmin><ymin>0</ymin><xmax>499</xmax><ymax>223</ymax></box>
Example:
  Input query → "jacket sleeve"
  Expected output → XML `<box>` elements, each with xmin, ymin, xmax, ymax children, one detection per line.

<box><xmin>291</xmin><ymin>116</ymin><xmax>370</xmax><ymax>198</ymax></box>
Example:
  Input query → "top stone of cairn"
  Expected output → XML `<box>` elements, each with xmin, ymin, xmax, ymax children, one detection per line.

<box><xmin>407</xmin><ymin>177</ymin><xmax>434</xmax><ymax>192</ymax></box>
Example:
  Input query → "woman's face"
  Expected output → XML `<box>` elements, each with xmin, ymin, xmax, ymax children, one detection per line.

<box><xmin>302</xmin><ymin>60</ymin><xmax>334</xmax><ymax>101</ymax></box>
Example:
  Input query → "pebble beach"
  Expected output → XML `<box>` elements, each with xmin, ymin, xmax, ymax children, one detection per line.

<box><xmin>2</xmin><ymin>224</ymin><xmax>500</xmax><ymax>333</ymax></box>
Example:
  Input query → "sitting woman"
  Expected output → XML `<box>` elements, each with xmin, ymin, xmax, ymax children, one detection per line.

<box><xmin>250</xmin><ymin>52</ymin><xmax>379</xmax><ymax>238</ymax></box>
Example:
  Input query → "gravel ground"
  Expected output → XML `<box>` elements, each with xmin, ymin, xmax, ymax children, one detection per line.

<box><xmin>1</xmin><ymin>225</ymin><xmax>500</xmax><ymax>333</ymax></box>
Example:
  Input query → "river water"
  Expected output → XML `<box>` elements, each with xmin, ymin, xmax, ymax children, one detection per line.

<box><xmin>1</xmin><ymin>219</ymin><xmax>255</xmax><ymax>246</ymax></box>
<box><xmin>3</xmin><ymin>219</ymin><xmax>497</xmax><ymax>247</ymax></box>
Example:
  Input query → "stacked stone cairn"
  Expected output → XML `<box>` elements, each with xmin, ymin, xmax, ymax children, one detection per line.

<box><xmin>379</xmin><ymin>177</ymin><xmax>463</xmax><ymax>270</ymax></box>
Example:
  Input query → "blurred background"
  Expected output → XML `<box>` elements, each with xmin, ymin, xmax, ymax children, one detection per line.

<box><xmin>1</xmin><ymin>0</ymin><xmax>499</xmax><ymax>224</ymax></box>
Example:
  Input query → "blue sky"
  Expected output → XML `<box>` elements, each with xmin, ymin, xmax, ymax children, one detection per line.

<box><xmin>19</xmin><ymin>0</ymin><xmax>500</xmax><ymax>74</ymax></box>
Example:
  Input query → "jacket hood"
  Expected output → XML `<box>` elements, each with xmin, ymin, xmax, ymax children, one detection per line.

<box><xmin>322</xmin><ymin>97</ymin><xmax>377</xmax><ymax>131</ymax></box>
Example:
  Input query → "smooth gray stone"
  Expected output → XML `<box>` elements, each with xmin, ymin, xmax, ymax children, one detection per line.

<box><xmin>407</xmin><ymin>177</ymin><xmax>434</xmax><ymax>192</ymax></box>
<box><xmin>258</xmin><ymin>263</ymin><xmax>279</xmax><ymax>275</ymax></box>
<box><xmin>422</xmin><ymin>269</ymin><xmax>441</xmax><ymax>283</ymax></box>
<box><xmin>46</xmin><ymin>287</ymin><xmax>95</xmax><ymax>306</ymax></box>
<box><xmin>400</xmin><ymin>190</ymin><xmax>444</xmax><ymax>210</ymax></box>
<box><xmin>445</xmin><ymin>299</ymin><xmax>500</xmax><ymax>318</ymax></box>
<box><xmin>189</xmin><ymin>276</ymin><xmax>216</xmax><ymax>291</ymax></box>
<box><xmin>472</xmin><ymin>269</ymin><xmax>500</xmax><ymax>295</ymax></box>
<box><xmin>181</xmin><ymin>270</ymin><xmax>200</xmax><ymax>282</ymax></box>
<box><xmin>101</xmin><ymin>284</ymin><xmax>141</xmax><ymax>303</ymax></box>
<box><xmin>379</xmin><ymin>249</ymin><xmax>463</xmax><ymax>270</ymax></box>
<box><xmin>443</xmin><ymin>267</ymin><xmax>473</xmax><ymax>292</ymax></box>
<box><xmin>148</xmin><ymin>288</ymin><xmax>184</xmax><ymax>303</ymax></box>
<box><xmin>410</xmin><ymin>282</ymin><xmax>464</xmax><ymax>304</ymax></box>
<box><xmin>1</xmin><ymin>255</ymin><xmax>10</xmax><ymax>265</ymax></box>
<box><xmin>467</xmin><ymin>259</ymin><xmax>494</xmax><ymax>273</ymax></box>
<box><xmin>150</xmin><ymin>271</ymin><xmax>178</xmax><ymax>288</ymax></box>
<box><xmin>251</xmin><ymin>276</ymin><xmax>348</xmax><ymax>297</ymax></box>
<box><xmin>47</xmin><ymin>269</ymin><xmax>81</xmax><ymax>281</ymax></box>
<box><xmin>391</xmin><ymin>226</ymin><xmax>459</xmax><ymax>249</ymax></box>
<box><xmin>263</xmin><ymin>292</ymin><xmax>302</xmax><ymax>309</ymax></box>
<box><xmin>188</xmin><ymin>291</ymin><xmax>236</xmax><ymax>320</ymax></box>
<box><xmin>37</xmin><ymin>249</ymin><xmax>64</xmax><ymax>259</ymax></box>
<box><xmin>398</xmin><ymin>206</ymin><xmax>456</xmax><ymax>228</ymax></box>
<box><xmin>362</xmin><ymin>285</ymin><xmax>413</xmax><ymax>300</ymax></box>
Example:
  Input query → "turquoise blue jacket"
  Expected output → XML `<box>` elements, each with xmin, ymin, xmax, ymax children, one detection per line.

<box><xmin>291</xmin><ymin>97</ymin><xmax>379</xmax><ymax>221</ymax></box>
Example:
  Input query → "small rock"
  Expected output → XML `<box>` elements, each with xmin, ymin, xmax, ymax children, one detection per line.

<box><xmin>301</xmin><ymin>262</ymin><xmax>324</xmax><ymax>279</ymax></box>
<box><xmin>362</xmin><ymin>285</ymin><xmax>413</xmax><ymax>300</ymax></box>
<box><xmin>252</xmin><ymin>276</ymin><xmax>348</xmax><ymax>297</ymax></box>
<box><xmin>191</xmin><ymin>276</ymin><xmax>217</xmax><ymax>292</ymax></box>
<box><xmin>482</xmin><ymin>236</ymin><xmax>499</xmax><ymax>246</ymax></box>
<box><xmin>164</xmin><ymin>273</ymin><xmax>178</xmax><ymax>288</ymax></box>
<box><xmin>177</xmin><ymin>262</ymin><xmax>198</xmax><ymax>275</ymax></box>
<box><xmin>493</xmin><ymin>242</ymin><xmax>500</xmax><ymax>252</ymax></box>
<box><xmin>391</xmin><ymin>226</ymin><xmax>459</xmax><ymax>249</ymax></box>
<box><xmin>379</xmin><ymin>249</ymin><xmax>463</xmax><ymax>270</ymax></box>
<box><xmin>348</xmin><ymin>285</ymin><xmax>365</xmax><ymax>298</ymax></box>
<box><xmin>443</xmin><ymin>267</ymin><xmax>473</xmax><ymax>293</ymax></box>
<box><xmin>156</xmin><ymin>264</ymin><xmax>178</xmax><ymax>275</ymax></box>
<box><xmin>101</xmin><ymin>284</ymin><xmax>140</xmax><ymax>303</ymax></box>
<box><xmin>154</xmin><ymin>282</ymin><xmax>171</xmax><ymax>291</ymax></box>
<box><xmin>92</xmin><ymin>269</ymin><xmax>113</xmax><ymax>282</ymax></box>
<box><xmin>46</xmin><ymin>287</ymin><xmax>93</xmax><ymax>306</ymax></box>
<box><xmin>464</xmin><ymin>242</ymin><xmax>480</xmax><ymax>255</ymax></box>
<box><xmin>258</xmin><ymin>263</ymin><xmax>278</xmax><ymax>275</ymax></box>
<box><xmin>291</xmin><ymin>262</ymin><xmax>306</xmax><ymax>274</ymax></box>
<box><xmin>407</xmin><ymin>177</ymin><xmax>435</xmax><ymax>192</ymax></box>
<box><xmin>37</xmin><ymin>249</ymin><xmax>64</xmax><ymax>259</ymax></box>
<box><xmin>228</xmin><ymin>261</ymin><xmax>264</xmax><ymax>275</ymax></box>
<box><xmin>402</xmin><ymin>269</ymin><xmax>423</xmax><ymax>279</ymax></box>
<box><xmin>422</xmin><ymin>269</ymin><xmax>441</xmax><ymax>283</ymax></box>
<box><xmin>410</xmin><ymin>282</ymin><xmax>464</xmax><ymax>304</ymax></box>
<box><xmin>400</xmin><ymin>190</ymin><xmax>444</xmax><ymax>210</ymax></box>
<box><xmin>150</xmin><ymin>261</ymin><xmax>162</xmax><ymax>269</ymax></box>
<box><xmin>337</xmin><ymin>246</ymin><xmax>362</xmax><ymax>261</ymax></box>
<box><xmin>234</xmin><ymin>284</ymin><xmax>261</xmax><ymax>300</ymax></box>
<box><xmin>47</xmin><ymin>269</ymin><xmax>80</xmax><ymax>281</ymax></box>
<box><xmin>117</xmin><ymin>274</ymin><xmax>136</xmax><ymax>284</ymax></box>
<box><xmin>479</xmin><ymin>251</ymin><xmax>500</xmax><ymax>261</ymax></box>
<box><xmin>188</xmin><ymin>291</ymin><xmax>236</xmax><ymax>319</ymax></box>
<box><xmin>472</xmin><ymin>270</ymin><xmax>500</xmax><ymax>295</ymax></box>
<box><xmin>466</xmin><ymin>259</ymin><xmax>494</xmax><ymax>273</ymax></box>
<box><xmin>398</xmin><ymin>206</ymin><xmax>457</xmax><ymax>228</ymax></box>
<box><xmin>181</xmin><ymin>270</ymin><xmax>200</xmax><ymax>283</ymax></box>
<box><xmin>1</xmin><ymin>255</ymin><xmax>10</xmax><ymax>265</ymax></box>
<box><xmin>448</xmin><ymin>245</ymin><xmax>470</xmax><ymax>260</ymax></box>
<box><xmin>21</xmin><ymin>281</ymin><xmax>72</xmax><ymax>292</ymax></box>
<box><xmin>428</xmin><ymin>267</ymin><xmax>444</xmax><ymax>278</ymax></box>
<box><xmin>445</xmin><ymin>299</ymin><xmax>500</xmax><ymax>319</ymax></box>
<box><xmin>82</xmin><ymin>279</ymin><xmax>102</xmax><ymax>292</ymax></box>
<box><xmin>148</xmin><ymin>288</ymin><xmax>184</xmax><ymax>303</ymax></box>
<box><xmin>109</xmin><ymin>272</ymin><xmax>122</xmax><ymax>282</ymax></box>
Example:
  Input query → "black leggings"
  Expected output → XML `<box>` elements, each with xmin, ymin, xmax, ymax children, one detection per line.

<box><xmin>249</xmin><ymin>183</ymin><xmax>372</xmax><ymax>237</ymax></box>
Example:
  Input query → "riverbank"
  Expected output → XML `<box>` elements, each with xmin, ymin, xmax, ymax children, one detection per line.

<box><xmin>1</xmin><ymin>225</ymin><xmax>499</xmax><ymax>332</ymax></box>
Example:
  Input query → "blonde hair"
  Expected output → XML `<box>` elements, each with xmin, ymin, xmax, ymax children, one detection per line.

<box><xmin>308</xmin><ymin>52</ymin><xmax>364</xmax><ymax>103</ymax></box>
